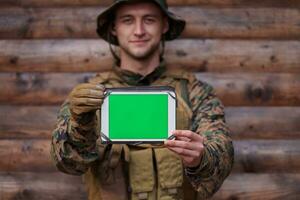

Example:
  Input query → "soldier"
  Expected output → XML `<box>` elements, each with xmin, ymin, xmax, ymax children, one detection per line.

<box><xmin>51</xmin><ymin>0</ymin><xmax>234</xmax><ymax>199</ymax></box>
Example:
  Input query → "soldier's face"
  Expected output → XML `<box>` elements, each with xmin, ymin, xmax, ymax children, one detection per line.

<box><xmin>112</xmin><ymin>2</ymin><xmax>169</xmax><ymax>61</ymax></box>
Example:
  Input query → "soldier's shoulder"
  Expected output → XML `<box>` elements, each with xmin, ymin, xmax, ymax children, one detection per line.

<box><xmin>165</xmin><ymin>66</ymin><xmax>212</xmax><ymax>89</ymax></box>
<box><xmin>88</xmin><ymin>70</ymin><xmax>120</xmax><ymax>84</ymax></box>
<box><xmin>164</xmin><ymin>65</ymin><xmax>196</xmax><ymax>82</ymax></box>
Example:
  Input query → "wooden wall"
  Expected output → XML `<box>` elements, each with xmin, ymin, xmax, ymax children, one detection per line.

<box><xmin>0</xmin><ymin>0</ymin><xmax>300</xmax><ymax>199</ymax></box>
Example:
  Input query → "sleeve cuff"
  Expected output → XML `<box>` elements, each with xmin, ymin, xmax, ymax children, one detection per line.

<box><xmin>185</xmin><ymin>145</ymin><xmax>210</xmax><ymax>177</ymax></box>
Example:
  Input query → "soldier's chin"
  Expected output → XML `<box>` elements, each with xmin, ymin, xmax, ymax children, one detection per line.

<box><xmin>131</xmin><ymin>49</ymin><xmax>158</xmax><ymax>60</ymax></box>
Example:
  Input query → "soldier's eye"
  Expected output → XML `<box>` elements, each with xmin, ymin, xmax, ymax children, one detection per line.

<box><xmin>145</xmin><ymin>17</ymin><xmax>156</xmax><ymax>24</ymax></box>
<box><xmin>121</xmin><ymin>17</ymin><xmax>133</xmax><ymax>24</ymax></box>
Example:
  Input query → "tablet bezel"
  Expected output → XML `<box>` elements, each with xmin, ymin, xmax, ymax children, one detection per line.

<box><xmin>100</xmin><ymin>86</ymin><xmax>176</xmax><ymax>144</ymax></box>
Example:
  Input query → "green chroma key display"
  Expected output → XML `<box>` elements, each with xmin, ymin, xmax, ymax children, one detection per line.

<box><xmin>109</xmin><ymin>94</ymin><xmax>168</xmax><ymax>139</ymax></box>
<box><xmin>100</xmin><ymin>86</ymin><xmax>176</xmax><ymax>144</ymax></box>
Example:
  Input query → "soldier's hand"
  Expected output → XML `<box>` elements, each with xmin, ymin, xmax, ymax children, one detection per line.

<box><xmin>69</xmin><ymin>83</ymin><xmax>105</xmax><ymax>116</ymax></box>
<box><xmin>164</xmin><ymin>130</ymin><xmax>204</xmax><ymax>168</ymax></box>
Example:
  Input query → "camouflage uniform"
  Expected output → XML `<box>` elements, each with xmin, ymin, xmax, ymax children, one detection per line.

<box><xmin>51</xmin><ymin>62</ymin><xmax>234</xmax><ymax>200</ymax></box>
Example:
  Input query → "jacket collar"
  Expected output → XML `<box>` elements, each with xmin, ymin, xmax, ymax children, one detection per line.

<box><xmin>113</xmin><ymin>61</ymin><xmax>166</xmax><ymax>86</ymax></box>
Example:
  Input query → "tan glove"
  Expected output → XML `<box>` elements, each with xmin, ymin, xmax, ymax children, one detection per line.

<box><xmin>69</xmin><ymin>83</ymin><xmax>105</xmax><ymax>125</ymax></box>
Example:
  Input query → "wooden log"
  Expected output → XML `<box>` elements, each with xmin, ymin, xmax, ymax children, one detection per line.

<box><xmin>0</xmin><ymin>0</ymin><xmax>300</xmax><ymax>7</ymax></box>
<box><xmin>0</xmin><ymin>39</ymin><xmax>299</xmax><ymax>73</ymax></box>
<box><xmin>0</xmin><ymin>106</ymin><xmax>299</xmax><ymax>140</ymax></box>
<box><xmin>1</xmin><ymin>7</ymin><xmax>300</xmax><ymax>39</ymax></box>
<box><xmin>0</xmin><ymin>172</ymin><xmax>86</xmax><ymax>200</ymax></box>
<box><xmin>0</xmin><ymin>172</ymin><xmax>300</xmax><ymax>200</ymax></box>
<box><xmin>233</xmin><ymin>140</ymin><xmax>300</xmax><ymax>173</ymax></box>
<box><xmin>0</xmin><ymin>106</ymin><xmax>57</xmax><ymax>139</ymax></box>
<box><xmin>212</xmin><ymin>173</ymin><xmax>300</xmax><ymax>200</ymax></box>
<box><xmin>226</xmin><ymin>107</ymin><xmax>300</xmax><ymax>140</ymax></box>
<box><xmin>0</xmin><ymin>139</ymin><xmax>55</xmax><ymax>172</ymax></box>
<box><xmin>181</xmin><ymin>7</ymin><xmax>300</xmax><ymax>39</ymax></box>
<box><xmin>0</xmin><ymin>40</ymin><xmax>113</xmax><ymax>73</ymax></box>
<box><xmin>1</xmin><ymin>72</ymin><xmax>299</xmax><ymax>106</ymax></box>
<box><xmin>0</xmin><ymin>139</ymin><xmax>299</xmax><ymax>173</ymax></box>
<box><xmin>197</xmin><ymin>73</ymin><xmax>300</xmax><ymax>107</ymax></box>
<box><xmin>0</xmin><ymin>73</ymin><xmax>92</xmax><ymax>105</ymax></box>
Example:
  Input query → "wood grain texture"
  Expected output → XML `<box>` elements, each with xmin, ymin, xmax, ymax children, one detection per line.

<box><xmin>1</xmin><ymin>106</ymin><xmax>299</xmax><ymax>140</ymax></box>
<box><xmin>0</xmin><ymin>73</ymin><xmax>90</xmax><ymax>105</ymax></box>
<box><xmin>0</xmin><ymin>172</ymin><xmax>86</xmax><ymax>200</ymax></box>
<box><xmin>0</xmin><ymin>0</ymin><xmax>300</xmax><ymax>7</ymax></box>
<box><xmin>1</xmin><ymin>72</ymin><xmax>299</xmax><ymax>106</ymax></box>
<box><xmin>1</xmin><ymin>7</ymin><xmax>300</xmax><ymax>39</ymax></box>
<box><xmin>197</xmin><ymin>73</ymin><xmax>300</xmax><ymax>107</ymax></box>
<box><xmin>226</xmin><ymin>107</ymin><xmax>300</xmax><ymax>140</ymax></box>
<box><xmin>233</xmin><ymin>140</ymin><xmax>300</xmax><ymax>173</ymax></box>
<box><xmin>0</xmin><ymin>139</ymin><xmax>55</xmax><ymax>172</ymax></box>
<box><xmin>0</xmin><ymin>1</ymin><xmax>299</xmax><ymax>200</ymax></box>
<box><xmin>212</xmin><ymin>173</ymin><xmax>300</xmax><ymax>200</ymax></box>
<box><xmin>0</xmin><ymin>172</ymin><xmax>300</xmax><ymax>200</ymax></box>
<box><xmin>1</xmin><ymin>39</ymin><xmax>299</xmax><ymax>73</ymax></box>
<box><xmin>0</xmin><ymin>139</ymin><xmax>299</xmax><ymax>173</ymax></box>
<box><xmin>0</xmin><ymin>106</ymin><xmax>57</xmax><ymax>139</ymax></box>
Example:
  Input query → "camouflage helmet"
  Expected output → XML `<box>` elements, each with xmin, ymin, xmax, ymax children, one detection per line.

<box><xmin>96</xmin><ymin>0</ymin><xmax>186</xmax><ymax>45</ymax></box>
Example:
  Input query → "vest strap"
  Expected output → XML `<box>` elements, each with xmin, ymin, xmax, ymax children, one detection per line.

<box><xmin>180</xmin><ymin>79</ymin><xmax>192</xmax><ymax>108</ymax></box>
<box><xmin>108</xmin><ymin>144</ymin><xmax>123</xmax><ymax>168</ymax></box>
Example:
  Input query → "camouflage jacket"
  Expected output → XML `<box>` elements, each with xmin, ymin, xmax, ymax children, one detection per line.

<box><xmin>51</xmin><ymin>63</ymin><xmax>234</xmax><ymax>199</ymax></box>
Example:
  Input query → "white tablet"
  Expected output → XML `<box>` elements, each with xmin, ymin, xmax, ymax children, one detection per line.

<box><xmin>100</xmin><ymin>86</ymin><xmax>176</xmax><ymax>144</ymax></box>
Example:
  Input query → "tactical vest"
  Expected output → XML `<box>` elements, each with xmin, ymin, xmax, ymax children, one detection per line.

<box><xmin>82</xmin><ymin>68</ymin><xmax>197</xmax><ymax>200</ymax></box>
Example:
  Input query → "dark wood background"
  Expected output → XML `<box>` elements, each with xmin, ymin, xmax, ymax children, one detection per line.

<box><xmin>0</xmin><ymin>0</ymin><xmax>300</xmax><ymax>199</ymax></box>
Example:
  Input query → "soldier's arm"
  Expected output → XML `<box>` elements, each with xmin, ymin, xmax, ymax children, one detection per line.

<box><xmin>185</xmin><ymin>76</ymin><xmax>234</xmax><ymax>198</ymax></box>
<box><xmin>50</xmin><ymin>99</ymin><xmax>102</xmax><ymax>175</ymax></box>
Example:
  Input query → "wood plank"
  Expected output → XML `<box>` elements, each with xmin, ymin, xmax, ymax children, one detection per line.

<box><xmin>0</xmin><ymin>106</ymin><xmax>57</xmax><ymax>139</ymax></box>
<box><xmin>227</xmin><ymin>107</ymin><xmax>300</xmax><ymax>140</ymax></box>
<box><xmin>233</xmin><ymin>140</ymin><xmax>300</xmax><ymax>173</ymax></box>
<box><xmin>1</xmin><ymin>0</ymin><xmax>300</xmax><ymax>7</ymax></box>
<box><xmin>197</xmin><ymin>73</ymin><xmax>300</xmax><ymax>107</ymax></box>
<box><xmin>0</xmin><ymin>140</ymin><xmax>54</xmax><ymax>172</ymax></box>
<box><xmin>0</xmin><ymin>106</ymin><xmax>299</xmax><ymax>140</ymax></box>
<box><xmin>1</xmin><ymin>7</ymin><xmax>300</xmax><ymax>39</ymax></box>
<box><xmin>0</xmin><ymin>73</ymin><xmax>92</xmax><ymax>105</ymax></box>
<box><xmin>0</xmin><ymin>139</ymin><xmax>299</xmax><ymax>173</ymax></box>
<box><xmin>0</xmin><ymin>172</ymin><xmax>299</xmax><ymax>200</ymax></box>
<box><xmin>0</xmin><ymin>172</ymin><xmax>86</xmax><ymax>200</ymax></box>
<box><xmin>181</xmin><ymin>7</ymin><xmax>300</xmax><ymax>39</ymax></box>
<box><xmin>1</xmin><ymin>39</ymin><xmax>299</xmax><ymax>73</ymax></box>
<box><xmin>212</xmin><ymin>173</ymin><xmax>300</xmax><ymax>200</ymax></box>
<box><xmin>1</xmin><ymin>72</ymin><xmax>299</xmax><ymax>106</ymax></box>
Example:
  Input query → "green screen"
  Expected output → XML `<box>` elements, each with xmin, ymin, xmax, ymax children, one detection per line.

<box><xmin>109</xmin><ymin>94</ymin><xmax>168</xmax><ymax>139</ymax></box>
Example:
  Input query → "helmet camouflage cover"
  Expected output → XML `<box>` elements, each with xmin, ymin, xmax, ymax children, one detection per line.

<box><xmin>96</xmin><ymin>0</ymin><xmax>186</xmax><ymax>45</ymax></box>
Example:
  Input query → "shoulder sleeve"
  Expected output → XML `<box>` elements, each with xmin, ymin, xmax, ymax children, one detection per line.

<box><xmin>50</xmin><ymin>99</ymin><xmax>101</xmax><ymax>175</ymax></box>
<box><xmin>50</xmin><ymin>71</ymin><xmax>119</xmax><ymax>175</ymax></box>
<box><xmin>89</xmin><ymin>71</ymin><xmax>111</xmax><ymax>84</ymax></box>
<box><xmin>185</xmin><ymin>74</ymin><xmax>234</xmax><ymax>198</ymax></box>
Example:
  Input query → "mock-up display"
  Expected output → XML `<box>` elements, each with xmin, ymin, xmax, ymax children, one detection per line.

<box><xmin>100</xmin><ymin>86</ymin><xmax>176</xmax><ymax>144</ymax></box>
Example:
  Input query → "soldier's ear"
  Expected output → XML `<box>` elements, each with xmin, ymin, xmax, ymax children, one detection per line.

<box><xmin>110</xmin><ymin>23</ymin><xmax>117</xmax><ymax>36</ymax></box>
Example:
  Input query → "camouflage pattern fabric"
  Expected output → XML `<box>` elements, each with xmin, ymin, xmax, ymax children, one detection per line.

<box><xmin>51</xmin><ymin>62</ymin><xmax>234</xmax><ymax>199</ymax></box>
